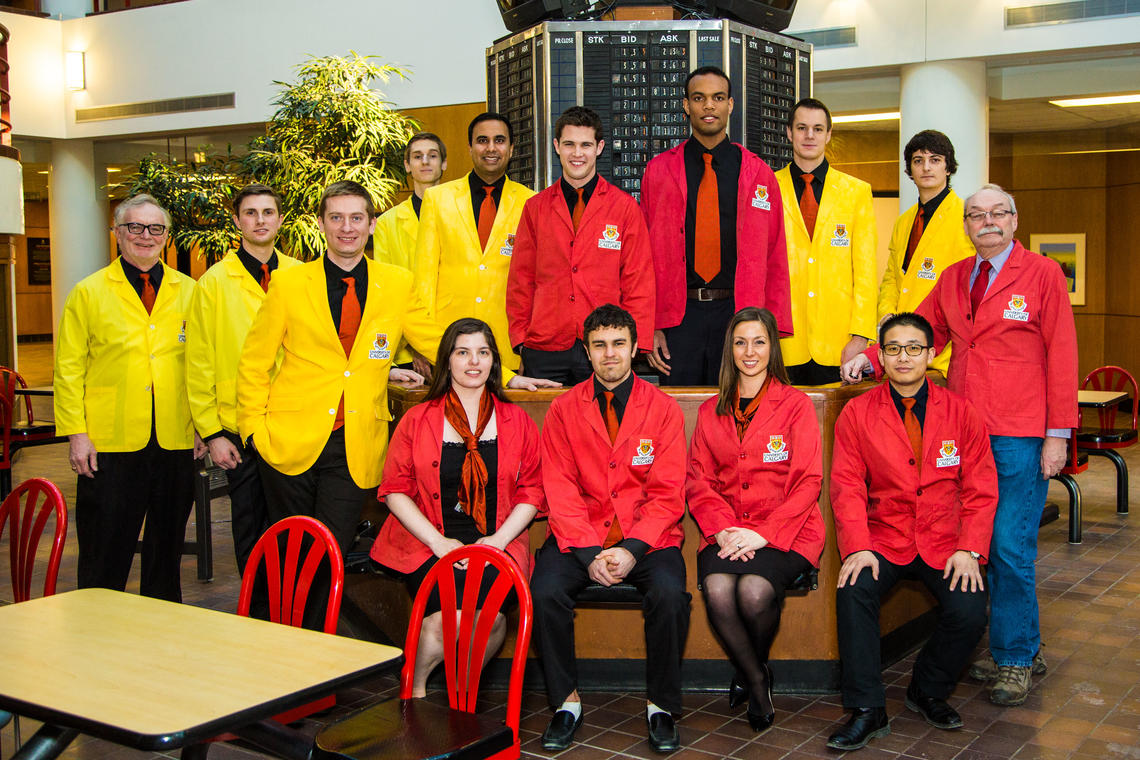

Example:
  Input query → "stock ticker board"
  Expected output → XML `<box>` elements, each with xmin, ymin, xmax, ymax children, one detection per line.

<box><xmin>486</xmin><ymin>20</ymin><xmax>812</xmax><ymax>199</ymax></box>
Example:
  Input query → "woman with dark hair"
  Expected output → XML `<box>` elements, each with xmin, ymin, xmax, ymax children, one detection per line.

<box><xmin>369</xmin><ymin>317</ymin><xmax>542</xmax><ymax>697</ymax></box>
<box><xmin>686</xmin><ymin>307</ymin><xmax>824</xmax><ymax>732</ymax></box>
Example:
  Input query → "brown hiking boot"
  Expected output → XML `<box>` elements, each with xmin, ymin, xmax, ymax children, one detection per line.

<box><xmin>969</xmin><ymin>650</ymin><xmax>1047</xmax><ymax>681</ymax></box>
<box><xmin>990</xmin><ymin>665</ymin><xmax>1032</xmax><ymax>706</ymax></box>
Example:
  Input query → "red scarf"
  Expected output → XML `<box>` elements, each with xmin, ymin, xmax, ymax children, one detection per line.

<box><xmin>444</xmin><ymin>387</ymin><xmax>495</xmax><ymax>533</ymax></box>
<box><xmin>733</xmin><ymin>376</ymin><xmax>771</xmax><ymax>441</ymax></box>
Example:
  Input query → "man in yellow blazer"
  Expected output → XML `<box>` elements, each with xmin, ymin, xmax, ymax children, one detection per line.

<box><xmin>186</xmin><ymin>184</ymin><xmax>299</xmax><ymax>591</ymax></box>
<box><xmin>414</xmin><ymin>113</ymin><xmax>549</xmax><ymax>378</ymax></box>
<box><xmin>776</xmin><ymin>98</ymin><xmax>877</xmax><ymax>385</ymax></box>
<box><xmin>373</xmin><ymin>132</ymin><xmax>447</xmax><ymax>375</ymax></box>
<box><xmin>877</xmin><ymin>130</ymin><xmax>974</xmax><ymax>375</ymax></box>
<box><xmin>55</xmin><ymin>194</ymin><xmax>205</xmax><ymax>602</ymax></box>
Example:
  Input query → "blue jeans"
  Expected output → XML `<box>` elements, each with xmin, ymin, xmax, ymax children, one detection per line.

<box><xmin>987</xmin><ymin>435</ymin><xmax>1047</xmax><ymax>667</ymax></box>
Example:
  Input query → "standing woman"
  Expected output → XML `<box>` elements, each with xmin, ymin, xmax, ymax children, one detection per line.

<box><xmin>370</xmin><ymin>317</ymin><xmax>542</xmax><ymax>697</ymax></box>
<box><xmin>686</xmin><ymin>307</ymin><xmax>824</xmax><ymax>732</ymax></box>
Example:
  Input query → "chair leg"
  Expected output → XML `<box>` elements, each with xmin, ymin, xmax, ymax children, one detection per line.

<box><xmin>181</xmin><ymin>743</ymin><xmax>210</xmax><ymax>760</ymax></box>
<box><xmin>14</xmin><ymin>714</ymin><xmax>20</xmax><ymax>749</ymax></box>
<box><xmin>0</xmin><ymin>469</ymin><xmax>10</xmax><ymax>499</ymax></box>
<box><xmin>193</xmin><ymin>469</ymin><xmax>214</xmax><ymax>582</ymax></box>
<box><xmin>1056</xmin><ymin>474</ymin><xmax>1082</xmax><ymax>544</ymax></box>
<box><xmin>1086</xmin><ymin>449</ymin><xmax>1129</xmax><ymax>514</ymax></box>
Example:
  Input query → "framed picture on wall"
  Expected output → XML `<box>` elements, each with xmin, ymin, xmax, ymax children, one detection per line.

<box><xmin>27</xmin><ymin>237</ymin><xmax>52</xmax><ymax>286</ymax></box>
<box><xmin>1031</xmin><ymin>233</ymin><xmax>1085</xmax><ymax>306</ymax></box>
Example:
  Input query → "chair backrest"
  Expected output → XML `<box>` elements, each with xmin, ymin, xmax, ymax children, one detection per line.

<box><xmin>0</xmin><ymin>478</ymin><xmax>67</xmax><ymax>602</ymax></box>
<box><xmin>1082</xmin><ymin>365</ymin><xmax>1139</xmax><ymax>432</ymax></box>
<box><xmin>400</xmin><ymin>544</ymin><xmax>533</xmax><ymax>742</ymax></box>
<box><xmin>0</xmin><ymin>393</ymin><xmax>12</xmax><ymax>469</ymax></box>
<box><xmin>238</xmin><ymin>516</ymin><xmax>344</xmax><ymax>633</ymax></box>
<box><xmin>0</xmin><ymin>367</ymin><xmax>34</xmax><ymax>426</ymax></box>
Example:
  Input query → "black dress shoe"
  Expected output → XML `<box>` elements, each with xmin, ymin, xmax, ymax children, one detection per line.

<box><xmin>905</xmin><ymin>684</ymin><xmax>963</xmax><ymax>729</ymax></box>
<box><xmin>728</xmin><ymin>674</ymin><xmax>748</xmax><ymax>709</ymax></box>
<box><xmin>541</xmin><ymin>709</ymin><xmax>583</xmax><ymax>751</ymax></box>
<box><xmin>826</xmin><ymin>707</ymin><xmax>890</xmax><ymax>751</ymax></box>
<box><xmin>746</xmin><ymin>664</ymin><xmax>775</xmax><ymax>734</ymax></box>
<box><xmin>647</xmin><ymin>712</ymin><xmax>680</xmax><ymax>753</ymax></box>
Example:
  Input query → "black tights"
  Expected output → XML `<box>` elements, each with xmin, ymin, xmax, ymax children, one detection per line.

<box><xmin>702</xmin><ymin>573</ymin><xmax>781</xmax><ymax>714</ymax></box>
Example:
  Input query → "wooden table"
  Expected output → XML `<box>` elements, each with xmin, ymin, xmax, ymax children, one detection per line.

<box><xmin>0</xmin><ymin>588</ymin><xmax>402</xmax><ymax>760</ymax></box>
<box><xmin>1078</xmin><ymin>389</ymin><xmax>1127</xmax><ymax>408</ymax></box>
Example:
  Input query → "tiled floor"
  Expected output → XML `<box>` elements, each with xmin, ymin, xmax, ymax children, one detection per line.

<box><xmin>2</xmin><ymin>342</ymin><xmax>1138</xmax><ymax>760</ymax></box>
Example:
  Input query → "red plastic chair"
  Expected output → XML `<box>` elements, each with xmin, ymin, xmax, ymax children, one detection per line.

<box><xmin>314</xmin><ymin>544</ymin><xmax>533</xmax><ymax>760</ymax></box>
<box><xmin>1051</xmin><ymin>435</ymin><xmax>1088</xmax><ymax>545</ymax></box>
<box><xmin>0</xmin><ymin>477</ymin><xmax>67</xmax><ymax>602</ymax></box>
<box><xmin>234</xmin><ymin>516</ymin><xmax>344</xmax><ymax>726</ymax></box>
<box><xmin>1077</xmin><ymin>366</ymin><xmax>1138</xmax><ymax>515</ymax></box>
<box><xmin>0</xmin><ymin>369</ymin><xmax>60</xmax><ymax>498</ymax></box>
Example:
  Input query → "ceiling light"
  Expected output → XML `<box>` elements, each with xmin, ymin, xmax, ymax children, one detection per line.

<box><xmin>1050</xmin><ymin>93</ymin><xmax>1140</xmax><ymax>107</ymax></box>
<box><xmin>106</xmin><ymin>167</ymin><xmax>121</xmax><ymax>173</ymax></box>
<box><xmin>832</xmin><ymin>111</ymin><xmax>900</xmax><ymax>124</ymax></box>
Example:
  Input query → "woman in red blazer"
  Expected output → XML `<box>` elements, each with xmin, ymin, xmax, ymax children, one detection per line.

<box><xmin>369</xmin><ymin>318</ymin><xmax>543</xmax><ymax>697</ymax></box>
<box><xmin>686</xmin><ymin>307</ymin><xmax>824</xmax><ymax>733</ymax></box>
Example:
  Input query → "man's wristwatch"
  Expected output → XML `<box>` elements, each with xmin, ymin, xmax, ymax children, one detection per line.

<box><xmin>969</xmin><ymin>551</ymin><xmax>981</xmax><ymax>560</ymax></box>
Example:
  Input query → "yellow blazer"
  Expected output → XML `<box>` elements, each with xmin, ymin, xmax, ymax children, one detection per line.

<box><xmin>54</xmin><ymin>258</ymin><xmax>195</xmax><ymax>452</ymax></box>
<box><xmin>185</xmin><ymin>250</ymin><xmax>301</xmax><ymax>437</ymax></box>
<box><xmin>373</xmin><ymin>198</ymin><xmax>419</xmax><ymax>365</ymax></box>
<box><xmin>413</xmin><ymin>173</ymin><xmax>534</xmax><ymax>370</ymax></box>
<box><xmin>876</xmin><ymin>189</ymin><xmax>974</xmax><ymax>374</ymax></box>
<box><xmin>776</xmin><ymin>165</ymin><xmax>877</xmax><ymax>368</ymax></box>
<box><xmin>236</xmin><ymin>257</ymin><xmax>440</xmax><ymax>489</ymax></box>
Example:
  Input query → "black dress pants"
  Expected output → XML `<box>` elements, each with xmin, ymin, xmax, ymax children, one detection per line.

<box><xmin>520</xmin><ymin>342</ymin><xmax>593</xmax><ymax>385</ymax></box>
<box><xmin>75</xmin><ymin>430</ymin><xmax>194</xmax><ymax>602</ymax></box>
<box><xmin>219</xmin><ymin>430</ymin><xmax>270</xmax><ymax>619</ymax></box>
<box><xmin>258</xmin><ymin>427</ymin><xmax>370</xmax><ymax>630</ymax></box>
<box><xmin>659</xmin><ymin>298</ymin><xmax>735</xmax><ymax>387</ymax></box>
<box><xmin>836</xmin><ymin>552</ymin><xmax>988</xmax><ymax>708</ymax></box>
<box><xmin>786</xmin><ymin>360</ymin><xmax>841</xmax><ymax>386</ymax></box>
<box><xmin>531</xmin><ymin>537</ymin><xmax>691</xmax><ymax>713</ymax></box>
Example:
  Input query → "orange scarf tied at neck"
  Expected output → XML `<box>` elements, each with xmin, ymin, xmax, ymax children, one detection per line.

<box><xmin>732</xmin><ymin>376</ymin><xmax>771</xmax><ymax>441</ymax></box>
<box><xmin>444</xmin><ymin>387</ymin><xmax>495</xmax><ymax>534</ymax></box>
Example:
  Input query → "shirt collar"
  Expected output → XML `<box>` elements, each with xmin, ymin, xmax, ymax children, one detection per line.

<box><xmin>468</xmin><ymin>170</ymin><xmax>506</xmax><ymax>195</ymax></box>
<box><xmin>889</xmin><ymin>378</ymin><xmax>928</xmax><ymax>407</ymax></box>
<box><xmin>236</xmin><ymin>244</ymin><xmax>277</xmax><ymax>282</ymax></box>
<box><xmin>561</xmin><ymin>173</ymin><xmax>600</xmax><ymax>209</ymax></box>
<box><xmin>593</xmin><ymin>371</ymin><xmax>635</xmax><ymax>406</ymax></box>
<box><xmin>411</xmin><ymin>193</ymin><xmax>423</xmax><ymax>218</ymax></box>
<box><xmin>323</xmin><ymin>253</ymin><xmax>367</xmax><ymax>281</ymax></box>
<box><xmin>119</xmin><ymin>255</ymin><xmax>163</xmax><ymax>287</ymax></box>
<box><xmin>973</xmin><ymin>241</ymin><xmax>1015</xmax><ymax>277</ymax></box>
<box><xmin>792</xmin><ymin>157</ymin><xmax>828</xmax><ymax>185</ymax></box>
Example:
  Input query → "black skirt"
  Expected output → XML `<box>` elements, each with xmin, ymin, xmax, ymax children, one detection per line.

<box><xmin>403</xmin><ymin>555</ymin><xmax>518</xmax><ymax>616</ymax></box>
<box><xmin>697</xmin><ymin>544</ymin><xmax>812</xmax><ymax>601</ymax></box>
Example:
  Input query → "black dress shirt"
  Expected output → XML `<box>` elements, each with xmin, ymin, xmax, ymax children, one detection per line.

<box><xmin>593</xmin><ymin>371</ymin><xmax>634</xmax><ymax>425</ymax></box>
<box><xmin>561</xmin><ymin>174</ymin><xmax>600</xmax><ymax>215</ymax></box>
<box><xmin>324</xmin><ymin>254</ymin><xmax>368</xmax><ymax>328</ymax></box>
<box><xmin>683</xmin><ymin>136</ymin><xmax>741</xmax><ymax>290</ymax></box>
<box><xmin>119</xmin><ymin>256</ymin><xmax>163</xmax><ymax>301</ymax></box>
<box><xmin>468</xmin><ymin>171</ymin><xmax>506</xmax><ymax>227</ymax></box>
<box><xmin>790</xmin><ymin>158</ymin><xmax>828</xmax><ymax>205</ymax></box>
<box><xmin>411</xmin><ymin>192</ymin><xmax>423</xmax><ymax>219</ymax></box>
<box><xmin>236</xmin><ymin>245</ymin><xmax>279</xmax><ymax>284</ymax></box>
<box><xmin>889</xmin><ymin>379</ymin><xmax>929</xmax><ymax>430</ymax></box>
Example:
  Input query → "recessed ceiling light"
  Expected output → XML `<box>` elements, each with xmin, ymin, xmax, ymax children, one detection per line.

<box><xmin>832</xmin><ymin>111</ymin><xmax>901</xmax><ymax>124</ymax></box>
<box><xmin>1050</xmin><ymin>93</ymin><xmax>1140</xmax><ymax>107</ymax></box>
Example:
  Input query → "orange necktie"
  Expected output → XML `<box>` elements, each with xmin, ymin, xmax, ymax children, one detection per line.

<box><xmin>477</xmin><ymin>185</ymin><xmax>497</xmax><ymax>250</ymax></box>
<box><xmin>334</xmin><ymin>276</ymin><xmax>362</xmax><ymax>430</ymax></box>
<box><xmin>139</xmin><ymin>272</ymin><xmax>156</xmax><ymax>314</ymax></box>
<box><xmin>901</xmin><ymin>397</ymin><xmax>923</xmax><ymax>471</ymax></box>
<box><xmin>694</xmin><ymin>153</ymin><xmax>720</xmax><ymax>283</ymax></box>
<box><xmin>602</xmin><ymin>390</ymin><xmax>624</xmax><ymax>548</ymax></box>
<box><xmin>800</xmin><ymin>173</ymin><xmax>818</xmax><ymax>239</ymax></box>
<box><xmin>259</xmin><ymin>263</ymin><xmax>271</xmax><ymax>293</ymax></box>
<box><xmin>572</xmin><ymin>187</ymin><xmax>585</xmax><ymax>231</ymax></box>
<box><xmin>902</xmin><ymin>206</ymin><xmax>925</xmax><ymax>273</ymax></box>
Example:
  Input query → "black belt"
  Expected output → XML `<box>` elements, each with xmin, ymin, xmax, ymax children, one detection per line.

<box><xmin>687</xmin><ymin>288</ymin><xmax>733</xmax><ymax>301</ymax></box>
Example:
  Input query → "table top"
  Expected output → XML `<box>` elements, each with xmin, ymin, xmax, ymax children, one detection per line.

<box><xmin>1078</xmin><ymin>390</ymin><xmax>1128</xmax><ymax>407</ymax></box>
<box><xmin>13</xmin><ymin>386</ymin><xmax>53</xmax><ymax>396</ymax></box>
<box><xmin>0</xmin><ymin>588</ymin><xmax>402</xmax><ymax>750</ymax></box>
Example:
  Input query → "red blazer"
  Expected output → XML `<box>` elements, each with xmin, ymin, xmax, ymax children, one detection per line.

<box><xmin>369</xmin><ymin>394</ymin><xmax>543</xmax><ymax>575</ymax></box>
<box><xmin>541</xmin><ymin>375</ymin><xmax>686</xmax><ymax>553</ymax></box>
<box><xmin>507</xmin><ymin>176</ymin><xmax>655</xmax><ymax>353</ymax></box>
<box><xmin>686</xmin><ymin>381</ymin><xmax>825</xmax><ymax>567</ymax></box>
<box><xmin>640</xmin><ymin>141</ymin><xmax>792</xmax><ymax>335</ymax></box>
<box><xmin>869</xmin><ymin>241</ymin><xmax>1078</xmax><ymax>437</ymax></box>
<box><xmin>830</xmin><ymin>382</ymin><xmax>998</xmax><ymax>569</ymax></box>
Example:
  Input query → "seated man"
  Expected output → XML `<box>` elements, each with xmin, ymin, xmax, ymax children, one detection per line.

<box><xmin>827</xmin><ymin>313</ymin><xmax>998</xmax><ymax>751</ymax></box>
<box><xmin>533</xmin><ymin>304</ymin><xmax>690</xmax><ymax>753</ymax></box>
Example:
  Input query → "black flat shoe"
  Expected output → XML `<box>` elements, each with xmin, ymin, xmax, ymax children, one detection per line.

<box><xmin>826</xmin><ymin>707</ymin><xmax>890</xmax><ymax>751</ymax></box>
<box><xmin>728</xmin><ymin>674</ymin><xmax>748</xmax><ymax>709</ymax></box>
<box><xmin>540</xmin><ymin>709</ymin><xmax>583</xmax><ymax>751</ymax></box>
<box><xmin>746</xmin><ymin>663</ymin><xmax>775</xmax><ymax>734</ymax></box>
<box><xmin>905</xmin><ymin>684</ymin><xmax>963</xmax><ymax>730</ymax></box>
<box><xmin>647</xmin><ymin>712</ymin><xmax>680</xmax><ymax>753</ymax></box>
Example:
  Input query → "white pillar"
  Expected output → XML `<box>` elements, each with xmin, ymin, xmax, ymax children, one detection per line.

<box><xmin>898</xmin><ymin>60</ymin><xmax>988</xmax><ymax>214</ymax></box>
<box><xmin>49</xmin><ymin>138</ymin><xmax>109</xmax><ymax>331</ymax></box>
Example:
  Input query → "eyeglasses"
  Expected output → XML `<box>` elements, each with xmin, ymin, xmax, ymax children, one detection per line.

<box><xmin>117</xmin><ymin>222</ymin><xmax>168</xmax><ymax>236</ymax></box>
<box><xmin>964</xmin><ymin>209</ymin><xmax>1013</xmax><ymax>222</ymax></box>
<box><xmin>882</xmin><ymin>343</ymin><xmax>930</xmax><ymax>356</ymax></box>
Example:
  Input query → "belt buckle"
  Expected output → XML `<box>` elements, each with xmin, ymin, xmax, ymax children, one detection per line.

<box><xmin>696</xmin><ymin>288</ymin><xmax>712</xmax><ymax>302</ymax></box>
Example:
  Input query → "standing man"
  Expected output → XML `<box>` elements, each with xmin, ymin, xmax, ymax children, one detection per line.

<box><xmin>415</xmin><ymin>113</ymin><xmax>536</xmax><ymax>375</ymax></box>
<box><xmin>827</xmin><ymin>313</ymin><xmax>997</xmax><ymax>751</ymax></box>
<box><xmin>641</xmin><ymin>65</ymin><xmax>790</xmax><ymax>386</ymax></box>
<box><xmin>532</xmin><ymin>304</ymin><xmax>690</xmax><ymax>753</ymax></box>
<box><xmin>186</xmin><ymin>184</ymin><xmax>299</xmax><ymax>593</ymax></box>
<box><xmin>55</xmin><ymin>193</ymin><xmax>204</xmax><ymax>602</ymax></box>
<box><xmin>374</xmin><ymin>132</ymin><xmax>447</xmax><ymax>374</ymax></box>
<box><xmin>877</xmin><ymin>130</ymin><xmax>974</xmax><ymax>375</ymax></box>
<box><xmin>842</xmin><ymin>184</ymin><xmax>1078</xmax><ymax>707</ymax></box>
<box><xmin>507</xmin><ymin>106</ymin><xmax>654</xmax><ymax>384</ymax></box>
<box><xmin>775</xmin><ymin>98</ymin><xmax>876</xmax><ymax>385</ymax></box>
